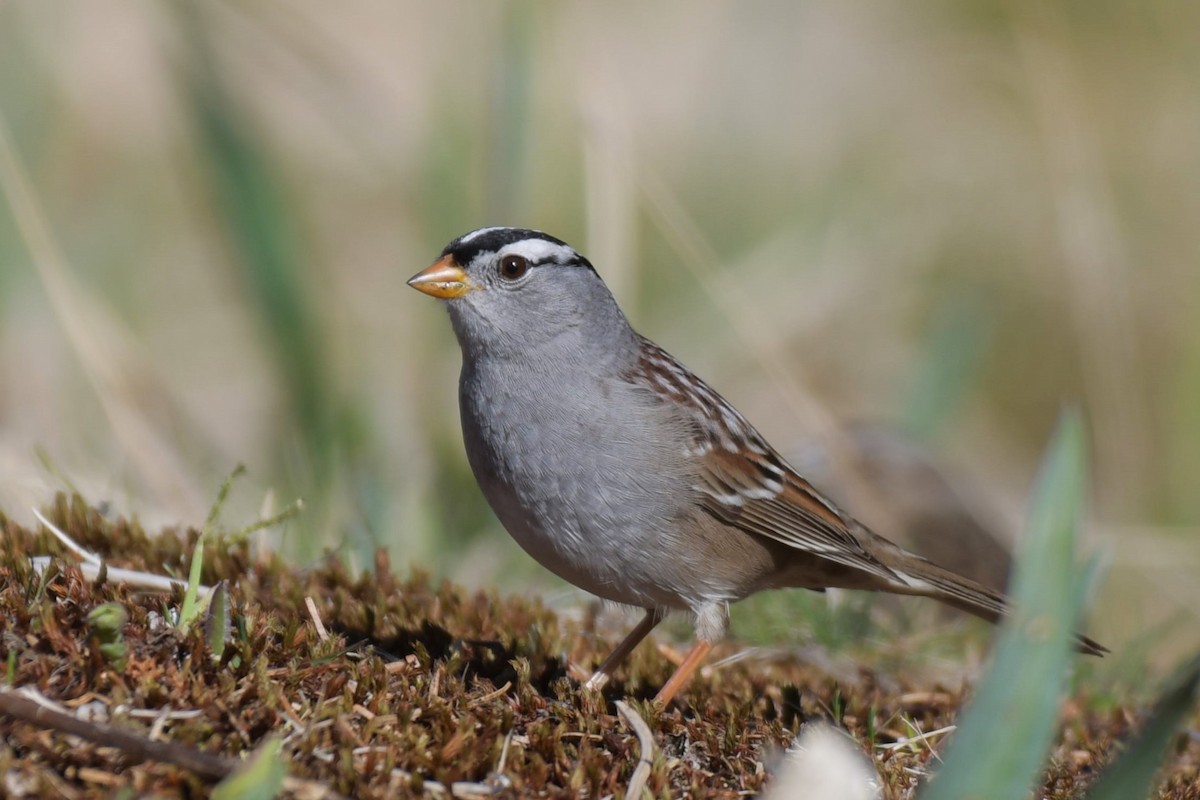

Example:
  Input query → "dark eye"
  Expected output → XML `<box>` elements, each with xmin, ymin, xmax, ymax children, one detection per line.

<box><xmin>498</xmin><ymin>254</ymin><xmax>529</xmax><ymax>281</ymax></box>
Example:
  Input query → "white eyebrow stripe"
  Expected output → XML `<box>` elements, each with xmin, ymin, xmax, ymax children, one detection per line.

<box><xmin>503</xmin><ymin>239</ymin><xmax>577</xmax><ymax>263</ymax></box>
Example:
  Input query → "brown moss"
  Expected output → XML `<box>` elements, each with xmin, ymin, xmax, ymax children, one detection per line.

<box><xmin>0</xmin><ymin>495</ymin><xmax>1195</xmax><ymax>798</ymax></box>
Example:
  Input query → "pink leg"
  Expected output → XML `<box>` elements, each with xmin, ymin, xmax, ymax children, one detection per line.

<box><xmin>584</xmin><ymin>608</ymin><xmax>664</xmax><ymax>692</ymax></box>
<box><xmin>653</xmin><ymin>640</ymin><xmax>714</xmax><ymax>707</ymax></box>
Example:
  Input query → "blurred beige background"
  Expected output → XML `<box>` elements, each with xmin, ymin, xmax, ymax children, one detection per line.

<box><xmin>1</xmin><ymin>1</ymin><xmax>1197</xmax><ymax>667</ymax></box>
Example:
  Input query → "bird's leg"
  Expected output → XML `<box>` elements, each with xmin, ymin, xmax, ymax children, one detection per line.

<box><xmin>653</xmin><ymin>602</ymin><xmax>726</xmax><ymax>706</ymax></box>
<box><xmin>584</xmin><ymin>608</ymin><xmax>664</xmax><ymax>692</ymax></box>
<box><xmin>653</xmin><ymin>641</ymin><xmax>714</xmax><ymax>706</ymax></box>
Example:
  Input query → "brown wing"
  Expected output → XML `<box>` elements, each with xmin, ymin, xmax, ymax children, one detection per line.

<box><xmin>629</xmin><ymin>339</ymin><xmax>899</xmax><ymax>583</ymax></box>
<box><xmin>695</xmin><ymin>437</ymin><xmax>903</xmax><ymax>584</ymax></box>
<box><xmin>626</xmin><ymin>340</ymin><xmax>1109</xmax><ymax>655</ymax></box>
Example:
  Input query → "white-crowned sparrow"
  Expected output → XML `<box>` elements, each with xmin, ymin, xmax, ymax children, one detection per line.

<box><xmin>408</xmin><ymin>227</ymin><xmax>1105</xmax><ymax>705</ymax></box>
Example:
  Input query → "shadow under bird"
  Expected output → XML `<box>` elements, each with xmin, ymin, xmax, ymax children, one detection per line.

<box><xmin>408</xmin><ymin>226</ymin><xmax>1106</xmax><ymax>706</ymax></box>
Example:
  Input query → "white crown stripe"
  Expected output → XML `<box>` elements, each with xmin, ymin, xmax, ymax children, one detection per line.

<box><xmin>456</xmin><ymin>226</ymin><xmax>509</xmax><ymax>245</ymax></box>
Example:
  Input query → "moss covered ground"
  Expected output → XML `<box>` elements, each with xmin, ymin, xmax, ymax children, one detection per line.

<box><xmin>0</xmin><ymin>495</ymin><xmax>1196</xmax><ymax>798</ymax></box>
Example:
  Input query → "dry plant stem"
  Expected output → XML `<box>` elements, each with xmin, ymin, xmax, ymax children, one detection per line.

<box><xmin>29</xmin><ymin>557</ymin><xmax>206</xmax><ymax>596</ymax></box>
<box><xmin>615</xmin><ymin>701</ymin><xmax>654</xmax><ymax>800</ymax></box>
<box><xmin>0</xmin><ymin>687</ymin><xmax>234</xmax><ymax>780</ymax></box>
<box><xmin>30</xmin><ymin>509</ymin><xmax>211</xmax><ymax>596</ymax></box>
<box><xmin>32</xmin><ymin>508</ymin><xmax>101</xmax><ymax>564</ymax></box>
<box><xmin>654</xmin><ymin>641</ymin><xmax>714</xmax><ymax>706</ymax></box>
<box><xmin>584</xmin><ymin>608</ymin><xmax>664</xmax><ymax>691</ymax></box>
<box><xmin>305</xmin><ymin>595</ymin><xmax>330</xmax><ymax>641</ymax></box>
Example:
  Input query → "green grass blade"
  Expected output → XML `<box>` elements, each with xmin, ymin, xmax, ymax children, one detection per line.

<box><xmin>211</xmin><ymin>736</ymin><xmax>286</xmax><ymax>800</ymax></box>
<box><xmin>206</xmin><ymin>580</ymin><xmax>230</xmax><ymax>658</ymax></box>
<box><xmin>1085</xmin><ymin>652</ymin><xmax>1200</xmax><ymax>800</ymax></box>
<box><xmin>176</xmin><ymin>532</ymin><xmax>207</xmax><ymax>631</ymax></box>
<box><xmin>172</xmin><ymin>8</ymin><xmax>339</xmax><ymax>546</ymax></box>
<box><xmin>920</xmin><ymin>410</ymin><xmax>1090</xmax><ymax>800</ymax></box>
<box><xmin>901</xmin><ymin>295</ymin><xmax>992</xmax><ymax>440</ymax></box>
<box><xmin>184</xmin><ymin>57</ymin><xmax>333</xmax><ymax>462</ymax></box>
<box><xmin>179</xmin><ymin>466</ymin><xmax>243</xmax><ymax>631</ymax></box>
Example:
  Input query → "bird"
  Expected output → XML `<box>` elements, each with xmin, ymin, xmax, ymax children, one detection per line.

<box><xmin>407</xmin><ymin>226</ymin><xmax>1106</xmax><ymax>706</ymax></box>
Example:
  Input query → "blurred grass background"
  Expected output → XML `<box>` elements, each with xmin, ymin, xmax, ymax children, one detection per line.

<box><xmin>1</xmin><ymin>1</ymin><xmax>1197</xmax><ymax>678</ymax></box>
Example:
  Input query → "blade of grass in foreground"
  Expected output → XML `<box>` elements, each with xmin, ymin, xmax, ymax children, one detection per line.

<box><xmin>211</xmin><ymin>736</ymin><xmax>285</xmax><ymax>800</ymax></box>
<box><xmin>1085</xmin><ymin>652</ymin><xmax>1200</xmax><ymax>800</ymax></box>
<box><xmin>920</xmin><ymin>410</ymin><xmax>1093</xmax><ymax>800</ymax></box>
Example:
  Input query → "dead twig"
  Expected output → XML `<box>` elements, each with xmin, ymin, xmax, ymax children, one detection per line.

<box><xmin>0</xmin><ymin>687</ymin><xmax>348</xmax><ymax>798</ymax></box>
<box><xmin>0</xmin><ymin>686</ymin><xmax>233</xmax><ymax>780</ymax></box>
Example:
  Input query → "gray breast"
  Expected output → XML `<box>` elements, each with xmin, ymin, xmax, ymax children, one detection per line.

<box><xmin>458</xmin><ymin>356</ymin><xmax>698</xmax><ymax>608</ymax></box>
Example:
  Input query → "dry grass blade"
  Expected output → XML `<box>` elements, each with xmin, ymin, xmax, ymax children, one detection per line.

<box><xmin>29</xmin><ymin>508</ymin><xmax>209</xmax><ymax>595</ymax></box>
<box><xmin>32</xmin><ymin>508</ymin><xmax>101</xmax><ymax>565</ymax></box>
<box><xmin>615</xmin><ymin>700</ymin><xmax>655</xmax><ymax>800</ymax></box>
<box><xmin>1012</xmin><ymin>5</ymin><xmax>1151</xmax><ymax>514</ymax></box>
<box><xmin>0</xmin><ymin>110</ymin><xmax>206</xmax><ymax>519</ymax></box>
<box><xmin>306</xmin><ymin>595</ymin><xmax>330</xmax><ymax>642</ymax></box>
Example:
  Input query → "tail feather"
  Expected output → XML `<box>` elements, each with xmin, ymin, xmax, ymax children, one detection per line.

<box><xmin>877</xmin><ymin>544</ymin><xmax>1108</xmax><ymax>656</ymax></box>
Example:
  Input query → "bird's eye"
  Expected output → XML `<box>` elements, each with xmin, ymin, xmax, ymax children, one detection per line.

<box><xmin>498</xmin><ymin>254</ymin><xmax>529</xmax><ymax>281</ymax></box>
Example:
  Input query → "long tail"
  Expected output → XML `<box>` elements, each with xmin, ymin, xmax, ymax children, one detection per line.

<box><xmin>872</xmin><ymin>538</ymin><xmax>1108</xmax><ymax>656</ymax></box>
